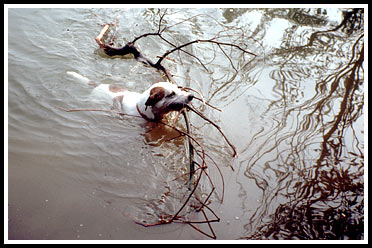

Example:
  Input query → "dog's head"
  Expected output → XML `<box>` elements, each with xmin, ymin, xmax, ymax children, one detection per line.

<box><xmin>143</xmin><ymin>82</ymin><xmax>194</xmax><ymax>120</ymax></box>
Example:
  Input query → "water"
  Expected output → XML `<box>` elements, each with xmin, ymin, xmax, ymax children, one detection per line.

<box><xmin>7</xmin><ymin>7</ymin><xmax>365</xmax><ymax>240</ymax></box>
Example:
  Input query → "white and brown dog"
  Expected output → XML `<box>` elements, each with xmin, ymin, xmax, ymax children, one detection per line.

<box><xmin>67</xmin><ymin>71</ymin><xmax>194</xmax><ymax>121</ymax></box>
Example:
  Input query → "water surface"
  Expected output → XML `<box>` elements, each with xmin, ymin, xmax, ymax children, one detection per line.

<box><xmin>7</xmin><ymin>7</ymin><xmax>364</xmax><ymax>240</ymax></box>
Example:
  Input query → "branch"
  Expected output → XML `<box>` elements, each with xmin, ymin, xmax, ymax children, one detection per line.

<box><xmin>155</xmin><ymin>38</ymin><xmax>257</xmax><ymax>68</ymax></box>
<box><xmin>90</xmin><ymin>12</ymin><xmax>249</xmax><ymax>238</ymax></box>
<box><xmin>186</xmin><ymin>105</ymin><xmax>238</xmax><ymax>158</ymax></box>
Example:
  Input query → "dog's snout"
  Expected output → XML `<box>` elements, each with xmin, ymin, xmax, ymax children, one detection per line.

<box><xmin>188</xmin><ymin>94</ymin><xmax>194</xmax><ymax>101</ymax></box>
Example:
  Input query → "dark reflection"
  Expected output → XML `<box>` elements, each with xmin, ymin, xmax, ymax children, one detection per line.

<box><xmin>264</xmin><ymin>8</ymin><xmax>328</xmax><ymax>26</ymax></box>
<box><xmin>222</xmin><ymin>8</ymin><xmax>249</xmax><ymax>23</ymax></box>
<box><xmin>241</xmin><ymin>9</ymin><xmax>364</xmax><ymax>239</ymax></box>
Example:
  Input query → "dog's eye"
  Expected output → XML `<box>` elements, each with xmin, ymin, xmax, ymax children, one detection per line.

<box><xmin>167</xmin><ymin>91</ymin><xmax>176</xmax><ymax>98</ymax></box>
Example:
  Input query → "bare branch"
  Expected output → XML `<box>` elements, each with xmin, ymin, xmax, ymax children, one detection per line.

<box><xmin>186</xmin><ymin>105</ymin><xmax>238</xmax><ymax>158</ymax></box>
<box><xmin>86</xmin><ymin>10</ymin><xmax>258</xmax><ymax>238</ymax></box>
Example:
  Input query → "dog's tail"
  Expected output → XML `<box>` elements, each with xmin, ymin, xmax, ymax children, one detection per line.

<box><xmin>66</xmin><ymin>71</ymin><xmax>97</xmax><ymax>87</ymax></box>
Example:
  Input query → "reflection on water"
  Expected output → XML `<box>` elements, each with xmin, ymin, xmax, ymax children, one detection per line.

<box><xmin>237</xmin><ymin>8</ymin><xmax>364</xmax><ymax>239</ymax></box>
<box><xmin>7</xmin><ymin>7</ymin><xmax>364</xmax><ymax>240</ymax></box>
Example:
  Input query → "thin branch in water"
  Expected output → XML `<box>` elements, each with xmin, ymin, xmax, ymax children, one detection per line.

<box><xmin>178</xmin><ymin>86</ymin><xmax>222</xmax><ymax>112</ymax></box>
<box><xmin>186</xmin><ymin>105</ymin><xmax>238</xmax><ymax>158</ymax></box>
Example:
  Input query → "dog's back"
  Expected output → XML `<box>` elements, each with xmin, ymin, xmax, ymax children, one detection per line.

<box><xmin>67</xmin><ymin>71</ymin><xmax>126</xmax><ymax>98</ymax></box>
<box><xmin>66</xmin><ymin>71</ymin><xmax>142</xmax><ymax>115</ymax></box>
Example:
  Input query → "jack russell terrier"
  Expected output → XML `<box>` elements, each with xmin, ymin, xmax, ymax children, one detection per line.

<box><xmin>67</xmin><ymin>71</ymin><xmax>194</xmax><ymax>121</ymax></box>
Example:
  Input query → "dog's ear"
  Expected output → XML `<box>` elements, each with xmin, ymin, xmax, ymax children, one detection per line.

<box><xmin>145</xmin><ymin>87</ymin><xmax>165</xmax><ymax>107</ymax></box>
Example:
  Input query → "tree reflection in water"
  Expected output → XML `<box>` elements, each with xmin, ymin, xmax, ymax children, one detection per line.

<box><xmin>241</xmin><ymin>9</ymin><xmax>364</xmax><ymax>239</ymax></box>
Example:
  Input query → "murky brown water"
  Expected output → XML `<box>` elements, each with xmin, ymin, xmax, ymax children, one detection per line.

<box><xmin>7</xmin><ymin>7</ymin><xmax>365</xmax><ymax>241</ymax></box>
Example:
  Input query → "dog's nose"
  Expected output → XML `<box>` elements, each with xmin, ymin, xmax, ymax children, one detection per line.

<box><xmin>188</xmin><ymin>94</ymin><xmax>194</xmax><ymax>101</ymax></box>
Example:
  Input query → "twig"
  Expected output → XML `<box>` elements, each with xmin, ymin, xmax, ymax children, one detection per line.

<box><xmin>194</xmin><ymin>150</ymin><xmax>226</xmax><ymax>201</ymax></box>
<box><xmin>179</xmin><ymin>86</ymin><xmax>222</xmax><ymax>112</ymax></box>
<box><xmin>95</xmin><ymin>24</ymin><xmax>110</xmax><ymax>48</ymax></box>
<box><xmin>182</xmin><ymin>110</ymin><xmax>195</xmax><ymax>189</ymax></box>
<box><xmin>186</xmin><ymin>105</ymin><xmax>238</xmax><ymax>158</ymax></box>
<box><xmin>156</xmin><ymin>38</ymin><xmax>256</xmax><ymax>67</ymax></box>
<box><xmin>194</xmin><ymin>97</ymin><xmax>222</xmax><ymax>111</ymax></box>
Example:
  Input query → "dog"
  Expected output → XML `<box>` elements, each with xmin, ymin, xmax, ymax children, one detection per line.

<box><xmin>66</xmin><ymin>71</ymin><xmax>194</xmax><ymax>121</ymax></box>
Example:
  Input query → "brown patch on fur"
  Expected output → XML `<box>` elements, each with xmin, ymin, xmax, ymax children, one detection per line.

<box><xmin>109</xmin><ymin>84</ymin><xmax>127</xmax><ymax>93</ymax></box>
<box><xmin>145</xmin><ymin>87</ymin><xmax>165</xmax><ymax>107</ymax></box>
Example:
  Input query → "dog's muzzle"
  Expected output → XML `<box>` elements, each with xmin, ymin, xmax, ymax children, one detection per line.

<box><xmin>169</xmin><ymin>94</ymin><xmax>194</xmax><ymax>111</ymax></box>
